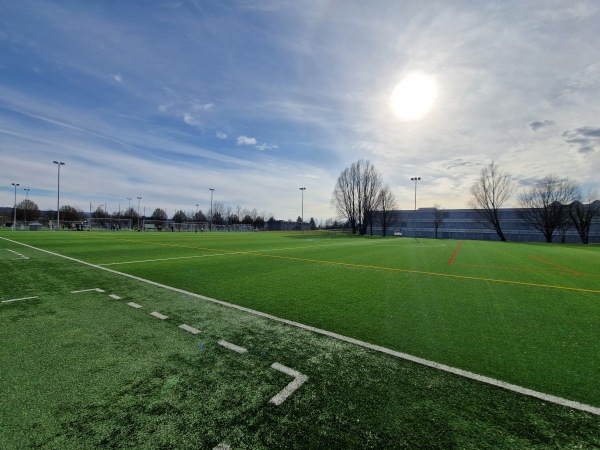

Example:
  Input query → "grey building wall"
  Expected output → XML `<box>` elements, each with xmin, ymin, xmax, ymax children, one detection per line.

<box><xmin>372</xmin><ymin>208</ymin><xmax>600</xmax><ymax>243</ymax></box>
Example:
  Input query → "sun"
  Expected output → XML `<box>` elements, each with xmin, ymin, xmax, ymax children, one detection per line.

<box><xmin>390</xmin><ymin>72</ymin><xmax>438</xmax><ymax>121</ymax></box>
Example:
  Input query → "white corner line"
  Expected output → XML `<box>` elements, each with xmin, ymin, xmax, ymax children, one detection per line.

<box><xmin>179</xmin><ymin>323</ymin><xmax>201</xmax><ymax>334</ymax></box>
<box><xmin>150</xmin><ymin>311</ymin><xmax>169</xmax><ymax>320</ymax></box>
<box><xmin>3</xmin><ymin>236</ymin><xmax>599</xmax><ymax>417</ymax></box>
<box><xmin>218</xmin><ymin>340</ymin><xmax>247</xmax><ymax>354</ymax></box>
<box><xmin>1</xmin><ymin>296</ymin><xmax>38</xmax><ymax>303</ymax></box>
<box><xmin>269</xmin><ymin>362</ymin><xmax>308</xmax><ymax>406</ymax></box>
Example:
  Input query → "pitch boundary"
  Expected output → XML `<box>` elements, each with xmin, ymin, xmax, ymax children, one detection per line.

<box><xmin>2</xmin><ymin>236</ymin><xmax>598</xmax><ymax>416</ymax></box>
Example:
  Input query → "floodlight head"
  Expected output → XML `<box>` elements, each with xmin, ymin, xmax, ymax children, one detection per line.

<box><xmin>12</xmin><ymin>183</ymin><xmax>20</xmax><ymax>187</ymax></box>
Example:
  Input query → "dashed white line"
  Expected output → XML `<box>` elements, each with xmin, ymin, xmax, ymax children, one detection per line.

<box><xmin>269</xmin><ymin>363</ymin><xmax>308</xmax><ymax>406</ymax></box>
<box><xmin>127</xmin><ymin>302</ymin><xmax>143</xmax><ymax>309</ymax></box>
<box><xmin>109</xmin><ymin>294</ymin><xmax>121</xmax><ymax>300</ymax></box>
<box><xmin>179</xmin><ymin>323</ymin><xmax>200</xmax><ymax>334</ymax></box>
<box><xmin>218</xmin><ymin>340</ymin><xmax>247</xmax><ymax>354</ymax></box>
<box><xmin>150</xmin><ymin>311</ymin><xmax>169</xmax><ymax>320</ymax></box>
<box><xmin>6</xmin><ymin>249</ymin><xmax>29</xmax><ymax>259</ymax></box>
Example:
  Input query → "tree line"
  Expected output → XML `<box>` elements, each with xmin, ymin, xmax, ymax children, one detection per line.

<box><xmin>7</xmin><ymin>200</ymin><xmax>300</xmax><ymax>231</ymax></box>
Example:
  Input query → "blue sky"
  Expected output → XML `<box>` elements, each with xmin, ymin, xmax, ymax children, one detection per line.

<box><xmin>1</xmin><ymin>1</ymin><xmax>599</xmax><ymax>222</ymax></box>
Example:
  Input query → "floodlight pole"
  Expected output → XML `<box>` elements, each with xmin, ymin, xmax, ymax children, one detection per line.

<box><xmin>209</xmin><ymin>188</ymin><xmax>214</xmax><ymax>231</ymax></box>
<box><xmin>127</xmin><ymin>198</ymin><xmax>132</xmax><ymax>229</ymax></box>
<box><xmin>23</xmin><ymin>188</ymin><xmax>30</xmax><ymax>223</ymax></box>
<box><xmin>137</xmin><ymin>196</ymin><xmax>142</xmax><ymax>229</ymax></box>
<box><xmin>11</xmin><ymin>183</ymin><xmax>19</xmax><ymax>231</ymax></box>
<box><xmin>410</xmin><ymin>177</ymin><xmax>421</xmax><ymax>211</ymax></box>
<box><xmin>53</xmin><ymin>161</ymin><xmax>65</xmax><ymax>230</ymax></box>
<box><xmin>299</xmin><ymin>187</ymin><xmax>306</xmax><ymax>232</ymax></box>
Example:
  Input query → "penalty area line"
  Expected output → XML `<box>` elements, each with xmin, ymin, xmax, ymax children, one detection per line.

<box><xmin>2</xmin><ymin>236</ymin><xmax>599</xmax><ymax>417</ymax></box>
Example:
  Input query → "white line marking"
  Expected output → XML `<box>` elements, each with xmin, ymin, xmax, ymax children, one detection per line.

<box><xmin>1</xmin><ymin>296</ymin><xmax>38</xmax><ymax>303</ymax></box>
<box><xmin>70</xmin><ymin>288</ymin><xmax>105</xmax><ymax>293</ymax></box>
<box><xmin>98</xmin><ymin>253</ymin><xmax>236</xmax><ymax>266</ymax></box>
<box><xmin>4</xmin><ymin>236</ymin><xmax>599</xmax><ymax>416</ymax></box>
<box><xmin>127</xmin><ymin>302</ymin><xmax>142</xmax><ymax>309</ymax></box>
<box><xmin>213</xmin><ymin>443</ymin><xmax>231</xmax><ymax>450</ymax></box>
<box><xmin>6</xmin><ymin>249</ymin><xmax>29</xmax><ymax>259</ymax></box>
<box><xmin>218</xmin><ymin>340</ymin><xmax>247</xmax><ymax>354</ymax></box>
<box><xmin>109</xmin><ymin>294</ymin><xmax>121</xmax><ymax>300</ymax></box>
<box><xmin>150</xmin><ymin>311</ymin><xmax>168</xmax><ymax>320</ymax></box>
<box><xmin>269</xmin><ymin>363</ymin><xmax>308</xmax><ymax>406</ymax></box>
<box><xmin>179</xmin><ymin>324</ymin><xmax>200</xmax><ymax>334</ymax></box>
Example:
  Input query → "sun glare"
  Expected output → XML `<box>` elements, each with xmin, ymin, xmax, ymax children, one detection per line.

<box><xmin>390</xmin><ymin>72</ymin><xmax>438</xmax><ymax>121</ymax></box>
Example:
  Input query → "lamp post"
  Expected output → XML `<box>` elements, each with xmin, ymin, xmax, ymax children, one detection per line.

<box><xmin>209</xmin><ymin>188</ymin><xmax>214</xmax><ymax>231</ymax></box>
<box><xmin>410</xmin><ymin>177</ymin><xmax>421</xmax><ymax>211</ymax></box>
<box><xmin>11</xmin><ymin>183</ymin><xmax>19</xmax><ymax>231</ymax></box>
<box><xmin>299</xmin><ymin>187</ymin><xmax>306</xmax><ymax>231</ymax></box>
<box><xmin>53</xmin><ymin>161</ymin><xmax>65</xmax><ymax>229</ymax></box>
<box><xmin>127</xmin><ymin>198</ymin><xmax>132</xmax><ymax>229</ymax></box>
<box><xmin>137</xmin><ymin>197</ymin><xmax>142</xmax><ymax>229</ymax></box>
<box><xmin>23</xmin><ymin>188</ymin><xmax>30</xmax><ymax>223</ymax></box>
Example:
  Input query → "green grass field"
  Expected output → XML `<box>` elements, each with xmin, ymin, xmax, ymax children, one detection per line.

<box><xmin>1</xmin><ymin>230</ymin><xmax>599</xmax><ymax>449</ymax></box>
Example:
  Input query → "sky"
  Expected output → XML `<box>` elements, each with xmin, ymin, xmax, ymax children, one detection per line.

<box><xmin>1</xmin><ymin>0</ymin><xmax>599</xmax><ymax>222</ymax></box>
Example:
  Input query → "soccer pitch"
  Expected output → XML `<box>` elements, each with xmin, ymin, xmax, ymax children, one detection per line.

<box><xmin>1</xmin><ymin>230</ymin><xmax>599</xmax><ymax>449</ymax></box>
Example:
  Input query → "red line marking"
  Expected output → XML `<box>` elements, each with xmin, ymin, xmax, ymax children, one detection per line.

<box><xmin>448</xmin><ymin>241</ymin><xmax>463</xmax><ymax>265</ymax></box>
<box><xmin>529</xmin><ymin>255</ymin><xmax>584</xmax><ymax>276</ymax></box>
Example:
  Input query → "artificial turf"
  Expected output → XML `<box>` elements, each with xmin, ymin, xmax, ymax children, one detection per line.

<box><xmin>1</xmin><ymin>231</ymin><xmax>599</xmax><ymax>448</ymax></box>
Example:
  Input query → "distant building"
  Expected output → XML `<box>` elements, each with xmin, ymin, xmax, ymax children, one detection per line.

<box><xmin>371</xmin><ymin>207</ymin><xmax>600</xmax><ymax>243</ymax></box>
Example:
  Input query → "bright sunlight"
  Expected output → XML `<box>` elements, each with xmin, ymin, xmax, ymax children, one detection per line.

<box><xmin>390</xmin><ymin>72</ymin><xmax>438</xmax><ymax>121</ymax></box>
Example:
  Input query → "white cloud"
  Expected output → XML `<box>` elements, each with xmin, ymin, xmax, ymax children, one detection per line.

<box><xmin>256</xmin><ymin>143</ymin><xmax>278</xmax><ymax>151</ymax></box>
<box><xmin>236</xmin><ymin>135</ymin><xmax>257</xmax><ymax>146</ymax></box>
<box><xmin>113</xmin><ymin>74</ymin><xmax>123</xmax><ymax>83</ymax></box>
<box><xmin>216</xmin><ymin>131</ymin><xmax>227</xmax><ymax>139</ymax></box>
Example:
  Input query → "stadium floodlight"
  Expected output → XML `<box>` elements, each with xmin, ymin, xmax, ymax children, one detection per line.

<box><xmin>299</xmin><ymin>187</ymin><xmax>306</xmax><ymax>232</ymax></box>
<box><xmin>23</xmin><ymin>188</ymin><xmax>30</xmax><ymax>222</ymax></box>
<box><xmin>137</xmin><ymin>197</ymin><xmax>142</xmax><ymax>229</ymax></box>
<box><xmin>127</xmin><ymin>198</ymin><xmax>132</xmax><ymax>229</ymax></box>
<box><xmin>11</xmin><ymin>183</ymin><xmax>19</xmax><ymax>231</ymax></box>
<box><xmin>410</xmin><ymin>177</ymin><xmax>421</xmax><ymax>210</ymax></box>
<box><xmin>53</xmin><ymin>161</ymin><xmax>65</xmax><ymax>230</ymax></box>
<box><xmin>209</xmin><ymin>188</ymin><xmax>214</xmax><ymax>231</ymax></box>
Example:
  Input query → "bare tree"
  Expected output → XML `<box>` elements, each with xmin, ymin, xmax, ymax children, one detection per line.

<box><xmin>16</xmin><ymin>199</ymin><xmax>40</xmax><ymax>222</ymax></box>
<box><xmin>59</xmin><ymin>205</ymin><xmax>84</xmax><ymax>222</ymax></box>
<box><xmin>433</xmin><ymin>203</ymin><xmax>444</xmax><ymax>239</ymax></box>
<box><xmin>150</xmin><ymin>208</ymin><xmax>168</xmax><ymax>221</ymax></box>
<box><xmin>332</xmin><ymin>159</ymin><xmax>382</xmax><ymax>235</ymax></box>
<box><xmin>518</xmin><ymin>174</ymin><xmax>579</xmax><ymax>243</ymax></box>
<box><xmin>469</xmin><ymin>161</ymin><xmax>515</xmax><ymax>241</ymax></box>
<box><xmin>569</xmin><ymin>192</ymin><xmax>600</xmax><ymax>244</ymax></box>
<box><xmin>172</xmin><ymin>210</ymin><xmax>187</xmax><ymax>223</ymax></box>
<box><xmin>378</xmin><ymin>185</ymin><xmax>397</xmax><ymax>237</ymax></box>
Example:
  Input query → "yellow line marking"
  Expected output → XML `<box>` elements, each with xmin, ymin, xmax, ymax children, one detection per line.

<box><xmin>81</xmin><ymin>235</ymin><xmax>600</xmax><ymax>294</ymax></box>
